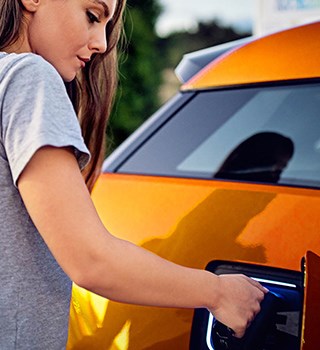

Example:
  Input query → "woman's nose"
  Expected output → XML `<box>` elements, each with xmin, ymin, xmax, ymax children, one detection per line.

<box><xmin>89</xmin><ymin>28</ymin><xmax>107</xmax><ymax>54</ymax></box>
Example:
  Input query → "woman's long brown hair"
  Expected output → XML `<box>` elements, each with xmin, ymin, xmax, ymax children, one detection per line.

<box><xmin>0</xmin><ymin>0</ymin><xmax>126</xmax><ymax>192</ymax></box>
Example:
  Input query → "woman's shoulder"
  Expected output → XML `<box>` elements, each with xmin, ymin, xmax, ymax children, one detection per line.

<box><xmin>0</xmin><ymin>52</ymin><xmax>61</xmax><ymax>82</ymax></box>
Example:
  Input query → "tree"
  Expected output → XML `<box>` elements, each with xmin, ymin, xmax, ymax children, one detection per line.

<box><xmin>159</xmin><ymin>20</ymin><xmax>251</xmax><ymax>69</ymax></box>
<box><xmin>107</xmin><ymin>0</ymin><xmax>163</xmax><ymax>153</ymax></box>
<box><xmin>108</xmin><ymin>4</ymin><xmax>251</xmax><ymax>153</ymax></box>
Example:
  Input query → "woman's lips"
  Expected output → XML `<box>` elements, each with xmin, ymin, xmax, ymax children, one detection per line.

<box><xmin>77</xmin><ymin>56</ymin><xmax>90</xmax><ymax>68</ymax></box>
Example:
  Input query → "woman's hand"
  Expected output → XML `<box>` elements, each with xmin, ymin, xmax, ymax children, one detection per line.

<box><xmin>208</xmin><ymin>274</ymin><xmax>268</xmax><ymax>338</ymax></box>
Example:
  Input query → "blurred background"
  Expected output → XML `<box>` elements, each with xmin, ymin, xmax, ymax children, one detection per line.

<box><xmin>107</xmin><ymin>0</ymin><xmax>320</xmax><ymax>153</ymax></box>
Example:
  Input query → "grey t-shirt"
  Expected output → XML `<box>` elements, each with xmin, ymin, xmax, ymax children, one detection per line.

<box><xmin>0</xmin><ymin>53</ymin><xmax>90</xmax><ymax>349</ymax></box>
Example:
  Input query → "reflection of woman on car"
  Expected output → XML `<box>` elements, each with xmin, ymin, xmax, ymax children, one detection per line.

<box><xmin>0</xmin><ymin>0</ymin><xmax>267</xmax><ymax>347</ymax></box>
<box><xmin>215</xmin><ymin>132</ymin><xmax>294</xmax><ymax>183</ymax></box>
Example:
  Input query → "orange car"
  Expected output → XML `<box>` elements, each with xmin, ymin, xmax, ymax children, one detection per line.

<box><xmin>68</xmin><ymin>22</ymin><xmax>320</xmax><ymax>349</ymax></box>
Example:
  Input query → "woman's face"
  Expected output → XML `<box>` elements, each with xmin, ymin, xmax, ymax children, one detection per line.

<box><xmin>23</xmin><ymin>0</ymin><xmax>117</xmax><ymax>81</ymax></box>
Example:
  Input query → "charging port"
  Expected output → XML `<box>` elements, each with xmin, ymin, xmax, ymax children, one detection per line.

<box><xmin>190</xmin><ymin>261</ymin><xmax>303</xmax><ymax>350</ymax></box>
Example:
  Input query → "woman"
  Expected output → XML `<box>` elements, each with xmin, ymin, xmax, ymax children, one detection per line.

<box><xmin>0</xmin><ymin>0</ymin><xmax>267</xmax><ymax>348</ymax></box>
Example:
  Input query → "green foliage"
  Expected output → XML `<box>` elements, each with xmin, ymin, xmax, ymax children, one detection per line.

<box><xmin>107</xmin><ymin>0</ymin><xmax>163</xmax><ymax>153</ymax></box>
<box><xmin>107</xmin><ymin>2</ymin><xmax>251</xmax><ymax>153</ymax></box>
<box><xmin>159</xmin><ymin>20</ymin><xmax>251</xmax><ymax>68</ymax></box>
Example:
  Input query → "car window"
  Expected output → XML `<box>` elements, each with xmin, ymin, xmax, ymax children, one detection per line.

<box><xmin>118</xmin><ymin>82</ymin><xmax>320</xmax><ymax>189</ymax></box>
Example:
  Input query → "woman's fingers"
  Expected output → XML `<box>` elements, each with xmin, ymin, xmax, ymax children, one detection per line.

<box><xmin>243</xmin><ymin>274</ymin><xmax>269</xmax><ymax>294</ymax></box>
<box><xmin>209</xmin><ymin>274</ymin><xmax>267</xmax><ymax>339</ymax></box>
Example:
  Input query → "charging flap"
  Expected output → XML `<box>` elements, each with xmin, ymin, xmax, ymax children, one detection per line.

<box><xmin>301</xmin><ymin>251</ymin><xmax>320</xmax><ymax>350</ymax></box>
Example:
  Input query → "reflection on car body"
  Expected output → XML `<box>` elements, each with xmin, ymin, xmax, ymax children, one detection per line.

<box><xmin>67</xmin><ymin>22</ymin><xmax>320</xmax><ymax>350</ymax></box>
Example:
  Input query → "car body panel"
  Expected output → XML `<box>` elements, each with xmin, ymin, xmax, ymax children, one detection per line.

<box><xmin>68</xmin><ymin>173</ymin><xmax>320</xmax><ymax>349</ymax></box>
<box><xmin>90</xmin><ymin>174</ymin><xmax>320</xmax><ymax>273</ymax></box>
<box><xmin>183</xmin><ymin>22</ymin><xmax>320</xmax><ymax>90</ymax></box>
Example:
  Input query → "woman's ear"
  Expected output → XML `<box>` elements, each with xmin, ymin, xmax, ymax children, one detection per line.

<box><xmin>20</xmin><ymin>0</ymin><xmax>41</xmax><ymax>12</ymax></box>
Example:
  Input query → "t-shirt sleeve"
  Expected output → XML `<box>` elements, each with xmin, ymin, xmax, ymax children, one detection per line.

<box><xmin>1</xmin><ymin>54</ymin><xmax>90</xmax><ymax>186</ymax></box>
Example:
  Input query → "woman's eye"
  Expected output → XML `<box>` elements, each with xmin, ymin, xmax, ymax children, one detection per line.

<box><xmin>87</xmin><ymin>11</ymin><xmax>100</xmax><ymax>23</ymax></box>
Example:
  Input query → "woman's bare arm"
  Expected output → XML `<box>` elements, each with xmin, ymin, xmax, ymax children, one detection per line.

<box><xmin>18</xmin><ymin>146</ymin><xmax>267</xmax><ymax>337</ymax></box>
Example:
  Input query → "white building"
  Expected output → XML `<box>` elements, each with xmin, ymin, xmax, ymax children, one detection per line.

<box><xmin>255</xmin><ymin>0</ymin><xmax>320</xmax><ymax>35</ymax></box>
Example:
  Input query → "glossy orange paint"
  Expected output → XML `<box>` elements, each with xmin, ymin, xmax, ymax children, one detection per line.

<box><xmin>90</xmin><ymin>174</ymin><xmax>320</xmax><ymax>272</ymax></box>
<box><xmin>182</xmin><ymin>22</ymin><xmax>320</xmax><ymax>90</ymax></box>
<box><xmin>68</xmin><ymin>173</ymin><xmax>320</xmax><ymax>349</ymax></box>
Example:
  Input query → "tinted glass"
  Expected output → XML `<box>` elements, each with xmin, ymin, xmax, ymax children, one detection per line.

<box><xmin>118</xmin><ymin>82</ymin><xmax>320</xmax><ymax>188</ymax></box>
